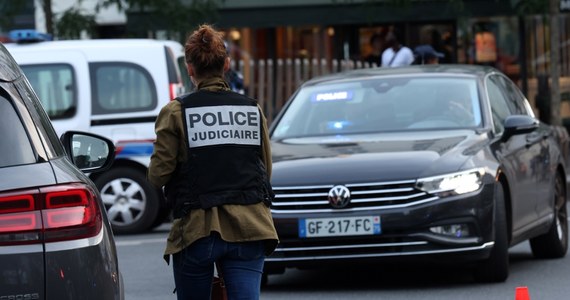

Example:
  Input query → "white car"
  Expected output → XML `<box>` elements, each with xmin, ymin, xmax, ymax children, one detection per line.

<box><xmin>6</xmin><ymin>30</ymin><xmax>192</xmax><ymax>234</ymax></box>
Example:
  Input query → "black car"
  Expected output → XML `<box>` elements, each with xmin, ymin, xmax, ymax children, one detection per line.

<box><xmin>265</xmin><ymin>65</ymin><xmax>569</xmax><ymax>282</ymax></box>
<box><xmin>0</xmin><ymin>42</ymin><xmax>124</xmax><ymax>299</ymax></box>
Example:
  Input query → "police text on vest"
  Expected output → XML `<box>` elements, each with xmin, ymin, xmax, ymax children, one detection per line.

<box><xmin>185</xmin><ymin>105</ymin><xmax>261</xmax><ymax>148</ymax></box>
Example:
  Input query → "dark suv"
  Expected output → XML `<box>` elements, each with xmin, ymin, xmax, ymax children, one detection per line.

<box><xmin>0</xmin><ymin>42</ymin><xmax>124</xmax><ymax>299</ymax></box>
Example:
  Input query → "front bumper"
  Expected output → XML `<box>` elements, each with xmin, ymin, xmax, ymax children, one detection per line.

<box><xmin>265</xmin><ymin>182</ymin><xmax>495</xmax><ymax>272</ymax></box>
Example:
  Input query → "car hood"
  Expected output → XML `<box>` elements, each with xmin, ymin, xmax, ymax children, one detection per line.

<box><xmin>270</xmin><ymin>130</ymin><xmax>487</xmax><ymax>186</ymax></box>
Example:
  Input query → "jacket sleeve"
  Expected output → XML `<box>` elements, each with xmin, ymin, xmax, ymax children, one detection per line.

<box><xmin>259</xmin><ymin>105</ymin><xmax>272</xmax><ymax>180</ymax></box>
<box><xmin>148</xmin><ymin>101</ymin><xmax>184</xmax><ymax>188</ymax></box>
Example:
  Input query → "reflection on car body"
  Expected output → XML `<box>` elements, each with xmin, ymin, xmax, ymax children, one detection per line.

<box><xmin>0</xmin><ymin>41</ymin><xmax>123</xmax><ymax>299</ymax></box>
<box><xmin>266</xmin><ymin>64</ymin><xmax>569</xmax><ymax>283</ymax></box>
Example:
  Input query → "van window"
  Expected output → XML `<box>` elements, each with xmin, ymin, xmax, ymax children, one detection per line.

<box><xmin>20</xmin><ymin>64</ymin><xmax>76</xmax><ymax>120</ymax></box>
<box><xmin>177</xmin><ymin>57</ymin><xmax>194</xmax><ymax>92</ymax></box>
<box><xmin>15</xmin><ymin>80</ymin><xmax>66</xmax><ymax>158</ymax></box>
<box><xmin>91</xmin><ymin>62</ymin><xmax>157</xmax><ymax>114</ymax></box>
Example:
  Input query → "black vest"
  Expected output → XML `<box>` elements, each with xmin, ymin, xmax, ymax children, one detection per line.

<box><xmin>166</xmin><ymin>90</ymin><xmax>273</xmax><ymax>218</ymax></box>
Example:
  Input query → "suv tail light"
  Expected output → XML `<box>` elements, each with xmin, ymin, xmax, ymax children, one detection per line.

<box><xmin>0</xmin><ymin>183</ymin><xmax>102</xmax><ymax>246</ymax></box>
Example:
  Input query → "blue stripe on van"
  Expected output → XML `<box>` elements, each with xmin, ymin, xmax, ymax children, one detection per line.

<box><xmin>116</xmin><ymin>142</ymin><xmax>154</xmax><ymax>158</ymax></box>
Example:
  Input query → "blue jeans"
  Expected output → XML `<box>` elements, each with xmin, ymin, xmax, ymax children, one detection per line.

<box><xmin>172</xmin><ymin>233</ymin><xmax>266</xmax><ymax>300</ymax></box>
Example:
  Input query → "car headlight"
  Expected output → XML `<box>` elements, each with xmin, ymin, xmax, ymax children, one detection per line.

<box><xmin>416</xmin><ymin>168</ymin><xmax>485</xmax><ymax>197</ymax></box>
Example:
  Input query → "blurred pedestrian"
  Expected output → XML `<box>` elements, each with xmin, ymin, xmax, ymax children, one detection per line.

<box><xmin>364</xmin><ymin>33</ymin><xmax>384</xmax><ymax>67</ymax></box>
<box><xmin>381</xmin><ymin>28</ymin><xmax>414</xmax><ymax>67</ymax></box>
<box><xmin>225</xmin><ymin>66</ymin><xmax>245</xmax><ymax>94</ymax></box>
<box><xmin>224</xmin><ymin>41</ymin><xmax>246</xmax><ymax>94</ymax></box>
<box><xmin>413</xmin><ymin>45</ymin><xmax>444</xmax><ymax>65</ymax></box>
<box><xmin>148</xmin><ymin>24</ymin><xmax>278</xmax><ymax>300</ymax></box>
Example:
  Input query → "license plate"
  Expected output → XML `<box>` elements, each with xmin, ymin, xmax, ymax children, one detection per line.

<box><xmin>299</xmin><ymin>216</ymin><xmax>381</xmax><ymax>238</ymax></box>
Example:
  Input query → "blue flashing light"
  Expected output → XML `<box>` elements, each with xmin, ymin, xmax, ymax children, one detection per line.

<box><xmin>9</xmin><ymin>29</ymin><xmax>53</xmax><ymax>43</ymax></box>
<box><xmin>327</xmin><ymin>120</ymin><xmax>352</xmax><ymax>130</ymax></box>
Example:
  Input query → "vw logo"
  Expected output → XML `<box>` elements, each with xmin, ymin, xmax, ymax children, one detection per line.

<box><xmin>328</xmin><ymin>185</ymin><xmax>351</xmax><ymax>209</ymax></box>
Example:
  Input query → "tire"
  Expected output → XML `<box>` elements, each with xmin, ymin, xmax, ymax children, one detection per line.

<box><xmin>94</xmin><ymin>167</ymin><xmax>160</xmax><ymax>234</ymax></box>
<box><xmin>474</xmin><ymin>182</ymin><xmax>509</xmax><ymax>283</ymax></box>
<box><xmin>530</xmin><ymin>174</ymin><xmax>568</xmax><ymax>258</ymax></box>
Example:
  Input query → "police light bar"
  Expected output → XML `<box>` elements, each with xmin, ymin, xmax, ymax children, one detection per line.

<box><xmin>9</xmin><ymin>29</ymin><xmax>53</xmax><ymax>43</ymax></box>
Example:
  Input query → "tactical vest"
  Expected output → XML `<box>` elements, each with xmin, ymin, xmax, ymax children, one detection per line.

<box><xmin>165</xmin><ymin>90</ymin><xmax>273</xmax><ymax>219</ymax></box>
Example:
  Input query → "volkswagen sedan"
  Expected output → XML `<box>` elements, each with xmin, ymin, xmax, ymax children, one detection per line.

<box><xmin>265</xmin><ymin>65</ymin><xmax>569</xmax><ymax>283</ymax></box>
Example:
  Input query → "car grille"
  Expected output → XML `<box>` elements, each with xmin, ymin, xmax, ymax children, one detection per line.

<box><xmin>266</xmin><ymin>235</ymin><xmax>493</xmax><ymax>262</ymax></box>
<box><xmin>272</xmin><ymin>180</ymin><xmax>438</xmax><ymax>213</ymax></box>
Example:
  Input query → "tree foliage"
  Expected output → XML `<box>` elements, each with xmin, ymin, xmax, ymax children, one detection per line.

<box><xmin>512</xmin><ymin>0</ymin><xmax>549</xmax><ymax>15</ymax></box>
<box><xmin>40</xmin><ymin>0</ymin><xmax>551</xmax><ymax>40</ymax></box>
<box><xmin>331</xmin><ymin>0</ymin><xmax>548</xmax><ymax>15</ymax></box>
<box><xmin>56</xmin><ymin>7</ymin><xmax>97</xmax><ymax>39</ymax></box>
<box><xmin>97</xmin><ymin>0</ymin><xmax>224</xmax><ymax>39</ymax></box>
<box><xmin>0</xmin><ymin>0</ymin><xmax>28</xmax><ymax>31</ymax></box>
<box><xmin>38</xmin><ymin>0</ymin><xmax>223</xmax><ymax>40</ymax></box>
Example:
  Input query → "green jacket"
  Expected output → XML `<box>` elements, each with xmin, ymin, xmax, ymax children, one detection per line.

<box><xmin>147</xmin><ymin>77</ymin><xmax>278</xmax><ymax>261</ymax></box>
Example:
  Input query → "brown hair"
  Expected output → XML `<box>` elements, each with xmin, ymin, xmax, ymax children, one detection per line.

<box><xmin>184</xmin><ymin>24</ymin><xmax>228</xmax><ymax>79</ymax></box>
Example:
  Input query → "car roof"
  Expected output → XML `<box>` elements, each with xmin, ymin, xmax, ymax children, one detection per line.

<box><xmin>4</xmin><ymin>38</ymin><xmax>181</xmax><ymax>52</ymax></box>
<box><xmin>302</xmin><ymin>64</ymin><xmax>497</xmax><ymax>87</ymax></box>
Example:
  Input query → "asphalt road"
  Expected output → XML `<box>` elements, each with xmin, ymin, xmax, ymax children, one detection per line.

<box><xmin>116</xmin><ymin>212</ymin><xmax>570</xmax><ymax>300</ymax></box>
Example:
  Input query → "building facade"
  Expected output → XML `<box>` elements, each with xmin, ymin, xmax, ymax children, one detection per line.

<box><xmin>179</xmin><ymin>0</ymin><xmax>570</xmax><ymax>119</ymax></box>
<box><xmin>2</xmin><ymin>0</ymin><xmax>569</xmax><ymax>120</ymax></box>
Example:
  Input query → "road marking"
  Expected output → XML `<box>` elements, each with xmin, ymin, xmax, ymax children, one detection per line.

<box><xmin>115</xmin><ymin>238</ymin><xmax>165</xmax><ymax>247</ymax></box>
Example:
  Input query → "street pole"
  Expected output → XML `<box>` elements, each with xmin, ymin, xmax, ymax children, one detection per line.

<box><xmin>550</xmin><ymin>0</ymin><xmax>561</xmax><ymax>126</ymax></box>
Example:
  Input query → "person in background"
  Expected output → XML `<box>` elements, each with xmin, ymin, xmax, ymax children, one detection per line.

<box><xmin>364</xmin><ymin>33</ymin><xmax>384</xmax><ymax>67</ymax></box>
<box><xmin>413</xmin><ymin>44</ymin><xmax>445</xmax><ymax>65</ymax></box>
<box><xmin>148</xmin><ymin>24</ymin><xmax>279</xmax><ymax>300</ymax></box>
<box><xmin>225</xmin><ymin>67</ymin><xmax>245</xmax><ymax>94</ymax></box>
<box><xmin>224</xmin><ymin>41</ymin><xmax>245</xmax><ymax>94</ymax></box>
<box><xmin>381</xmin><ymin>28</ymin><xmax>414</xmax><ymax>67</ymax></box>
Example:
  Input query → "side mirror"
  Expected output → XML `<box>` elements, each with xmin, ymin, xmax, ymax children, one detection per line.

<box><xmin>60</xmin><ymin>131</ymin><xmax>115</xmax><ymax>173</ymax></box>
<box><xmin>501</xmin><ymin>115</ymin><xmax>539</xmax><ymax>141</ymax></box>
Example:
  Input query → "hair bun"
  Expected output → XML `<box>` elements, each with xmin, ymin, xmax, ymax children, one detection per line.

<box><xmin>184</xmin><ymin>24</ymin><xmax>228</xmax><ymax>77</ymax></box>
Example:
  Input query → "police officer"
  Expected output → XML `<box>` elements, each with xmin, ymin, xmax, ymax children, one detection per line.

<box><xmin>148</xmin><ymin>24</ymin><xmax>278</xmax><ymax>300</ymax></box>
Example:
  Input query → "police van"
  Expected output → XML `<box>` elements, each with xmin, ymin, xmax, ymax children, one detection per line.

<box><xmin>6</xmin><ymin>30</ymin><xmax>192</xmax><ymax>234</ymax></box>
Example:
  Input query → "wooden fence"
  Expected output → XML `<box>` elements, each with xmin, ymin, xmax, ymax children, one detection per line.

<box><xmin>236</xmin><ymin>58</ymin><xmax>375</xmax><ymax>121</ymax></box>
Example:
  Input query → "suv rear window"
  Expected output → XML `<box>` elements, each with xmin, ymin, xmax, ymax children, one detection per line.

<box><xmin>20</xmin><ymin>64</ymin><xmax>76</xmax><ymax>120</ymax></box>
<box><xmin>0</xmin><ymin>93</ymin><xmax>36</xmax><ymax>167</ymax></box>
<box><xmin>91</xmin><ymin>62</ymin><xmax>157</xmax><ymax>114</ymax></box>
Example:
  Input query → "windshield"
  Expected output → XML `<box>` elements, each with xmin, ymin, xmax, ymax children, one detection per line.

<box><xmin>272</xmin><ymin>76</ymin><xmax>482</xmax><ymax>139</ymax></box>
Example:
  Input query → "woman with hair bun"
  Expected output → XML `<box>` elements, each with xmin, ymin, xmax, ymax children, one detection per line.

<box><xmin>148</xmin><ymin>24</ymin><xmax>278</xmax><ymax>300</ymax></box>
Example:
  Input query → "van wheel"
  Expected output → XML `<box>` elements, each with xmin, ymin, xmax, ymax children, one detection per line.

<box><xmin>94</xmin><ymin>168</ymin><xmax>160</xmax><ymax>234</ymax></box>
<box><xmin>474</xmin><ymin>182</ymin><xmax>509</xmax><ymax>282</ymax></box>
<box><xmin>530</xmin><ymin>174</ymin><xmax>568</xmax><ymax>258</ymax></box>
